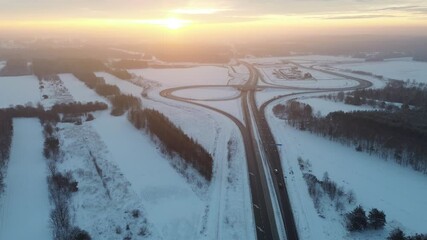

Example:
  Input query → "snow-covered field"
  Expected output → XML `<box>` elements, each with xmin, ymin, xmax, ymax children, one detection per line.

<box><xmin>174</xmin><ymin>87</ymin><xmax>240</xmax><ymax>101</ymax></box>
<box><xmin>0</xmin><ymin>75</ymin><xmax>40</xmax><ymax>107</ymax></box>
<box><xmin>59</xmin><ymin>74</ymin><xmax>108</xmax><ymax>104</ymax></box>
<box><xmin>244</xmin><ymin>55</ymin><xmax>362</xmax><ymax>65</ymax></box>
<box><xmin>265</xmin><ymin>95</ymin><xmax>427</xmax><ymax>239</ymax></box>
<box><xmin>91</xmin><ymin>112</ymin><xmax>206</xmax><ymax>239</ymax></box>
<box><xmin>258</xmin><ymin>66</ymin><xmax>359</xmax><ymax>89</ymax></box>
<box><xmin>59</xmin><ymin>71</ymin><xmax>256</xmax><ymax>239</ymax></box>
<box><xmin>39</xmin><ymin>76</ymin><xmax>74</xmax><ymax>108</ymax></box>
<box><xmin>0</xmin><ymin>118</ymin><xmax>51</xmax><ymax>240</ymax></box>
<box><xmin>129</xmin><ymin>66</ymin><xmax>230</xmax><ymax>87</ymax></box>
<box><xmin>334</xmin><ymin>58</ymin><xmax>427</xmax><ymax>84</ymax></box>
<box><xmin>297</xmin><ymin>97</ymin><xmax>374</xmax><ymax>116</ymax></box>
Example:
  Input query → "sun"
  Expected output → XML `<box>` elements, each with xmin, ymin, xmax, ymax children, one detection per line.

<box><xmin>163</xmin><ymin>18</ymin><xmax>187</xmax><ymax>30</ymax></box>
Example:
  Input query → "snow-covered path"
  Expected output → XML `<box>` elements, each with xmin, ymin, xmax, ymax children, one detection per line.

<box><xmin>0</xmin><ymin>118</ymin><xmax>51</xmax><ymax>240</ymax></box>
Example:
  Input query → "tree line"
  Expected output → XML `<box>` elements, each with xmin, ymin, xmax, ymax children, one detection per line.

<box><xmin>111</xmin><ymin>59</ymin><xmax>148</xmax><ymax>69</ymax></box>
<box><xmin>0</xmin><ymin>116</ymin><xmax>13</xmax><ymax>193</ymax></box>
<box><xmin>274</xmin><ymin>101</ymin><xmax>427</xmax><ymax>173</ymax></box>
<box><xmin>72</xmin><ymin>72</ymin><xmax>141</xmax><ymax>116</ymax></box>
<box><xmin>0</xmin><ymin>58</ymin><xmax>31</xmax><ymax>76</ymax></box>
<box><xmin>32</xmin><ymin>58</ymin><xmax>106</xmax><ymax>80</ymax></box>
<box><xmin>51</xmin><ymin>102</ymin><xmax>108</xmax><ymax>114</ymax></box>
<box><xmin>323</xmin><ymin>82</ymin><xmax>427</xmax><ymax>111</ymax></box>
<box><xmin>128</xmin><ymin>108</ymin><xmax>213</xmax><ymax>180</ymax></box>
<box><xmin>0</xmin><ymin>102</ymin><xmax>108</xmax><ymax>122</ymax></box>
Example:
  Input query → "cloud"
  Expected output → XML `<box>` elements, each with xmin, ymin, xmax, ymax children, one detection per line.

<box><xmin>311</xmin><ymin>14</ymin><xmax>397</xmax><ymax>20</ymax></box>
<box><xmin>171</xmin><ymin>8</ymin><xmax>231</xmax><ymax>15</ymax></box>
<box><xmin>374</xmin><ymin>5</ymin><xmax>427</xmax><ymax>15</ymax></box>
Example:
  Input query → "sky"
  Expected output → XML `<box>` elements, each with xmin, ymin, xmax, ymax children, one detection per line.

<box><xmin>1</xmin><ymin>0</ymin><xmax>427</xmax><ymax>41</ymax></box>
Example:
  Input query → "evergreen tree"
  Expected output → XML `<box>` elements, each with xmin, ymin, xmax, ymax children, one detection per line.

<box><xmin>368</xmin><ymin>208</ymin><xmax>386</xmax><ymax>229</ymax></box>
<box><xmin>346</xmin><ymin>205</ymin><xmax>368</xmax><ymax>231</ymax></box>
<box><xmin>388</xmin><ymin>228</ymin><xmax>405</xmax><ymax>240</ymax></box>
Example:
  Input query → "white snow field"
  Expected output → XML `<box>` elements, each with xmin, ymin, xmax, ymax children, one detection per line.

<box><xmin>0</xmin><ymin>75</ymin><xmax>40</xmax><ymax>107</ymax></box>
<box><xmin>129</xmin><ymin>66</ymin><xmax>230</xmax><ymax>87</ymax></box>
<box><xmin>258</xmin><ymin>65</ymin><xmax>359</xmax><ymax>88</ymax></box>
<box><xmin>0</xmin><ymin>118</ymin><xmax>51</xmax><ymax>240</ymax></box>
<box><xmin>334</xmin><ymin>58</ymin><xmax>427</xmax><ymax>84</ymax></box>
<box><xmin>193</xmin><ymin>98</ymin><xmax>245</xmax><ymax>124</ymax></box>
<box><xmin>59</xmin><ymin>73</ymin><xmax>108</xmax><ymax>104</ymax></box>
<box><xmin>66</xmin><ymin>71</ymin><xmax>255</xmax><ymax>239</ymax></box>
<box><xmin>39</xmin><ymin>76</ymin><xmax>74</xmax><ymax>109</ymax></box>
<box><xmin>174</xmin><ymin>87</ymin><xmax>240</xmax><ymax>101</ymax></box>
<box><xmin>57</xmin><ymin>120</ymin><xmax>160</xmax><ymax>240</ymax></box>
<box><xmin>297</xmin><ymin>97</ymin><xmax>374</xmax><ymax>116</ymax></box>
<box><xmin>265</xmin><ymin>96</ymin><xmax>427</xmax><ymax>239</ymax></box>
<box><xmin>91</xmin><ymin>112</ymin><xmax>206</xmax><ymax>239</ymax></box>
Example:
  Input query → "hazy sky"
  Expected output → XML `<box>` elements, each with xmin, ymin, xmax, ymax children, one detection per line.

<box><xmin>1</xmin><ymin>0</ymin><xmax>427</xmax><ymax>40</ymax></box>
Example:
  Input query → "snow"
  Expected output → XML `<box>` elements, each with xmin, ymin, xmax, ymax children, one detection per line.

<box><xmin>334</xmin><ymin>58</ymin><xmax>427</xmax><ymax>84</ymax></box>
<box><xmin>0</xmin><ymin>118</ymin><xmax>51</xmax><ymax>240</ymax></box>
<box><xmin>244</xmin><ymin>55</ymin><xmax>361</xmax><ymax>65</ymax></box>
<box><xmin>39</xmin><ymin>76</ymin><xmax>74</xmax><ymax>109</ymax></box>
<box><xmin>95</xmin><ymin>72</ymin><xmax>144</xmax><ymax>97</ymax></box>
<box><xmin>59</xmin><ymin>73</ymin><xmax>108</xmax><ymax>104</ymax></box>
<box><xmin>313</xmin><ymin>66</ymin><xmax>387</xmax><ymax>89</ymax></box>
<box><xmin>60</xmin><ymin>72</ymin><xmax>255</xmax><ymax>239</ymax></box>
<box><xmin>91</xmin><ymin>112</ymin><xmax>205</xmax><ymax>240</ymax></box>
<box><xmin>297</xmin><ymin>98</ymin><xmax>374</xmax><ymax>116</ymax></box>
<box><xmin>258</xmin><ymin>66</ymin><xmax>359</xmax><ymax>89</ymax></box>
<box><xmin>129</xmin><ymin>66</ymin><xmax>230</xmax><ymax>87</ymax></box>
<box><xmin>193</xmin><ymin>98</ymin><xmax>244</xmax><ymax>124</ymax></box>
<box><xmin>0</xmin><ymin>75</ymin><xmax>40</xmax><ymax>107</ymax></box>
<box><xmin>266</xmin><ymin>96</ymin><xmax>427</xmax><ymax>239</ymax></box>
<box><xmin>174</xmin><ymin>87</ymin><xmax>240</xmax><ymax>101</ymax></box>
<box><xmin>57</xmin><ymin>120</ymin><xmax>160</xmax><ymax>240</ymax></box>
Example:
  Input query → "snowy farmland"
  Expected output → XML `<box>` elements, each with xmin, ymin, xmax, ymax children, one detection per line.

<box><xmin>333</xmin><ymin>58</ymin><xmax>427</xmax><ymax>84</ymax></box>
<box><xmin>0</xmin><ymin>119</ymin><xmax>51</xmax><ymax>240</ymax></box>
<box><xmin>0</xmin><ymin>54</ymin><xmax>426</xmax><ymax>240</ymax></box>
<box><xmin>297</xmin><ymin>97</ymin><xmax>374</xmax><ymax>116</ymax></box>
<box><xmin>129</xmin><ymin>66</ymin><xmax>231</xmax><ymax>88</ymax></box>
<box><xmin>59</xmin><ymin>69</ymin><xmax>255</xmax><ymax>239</ymax></box>
<box><xmin>264</xmin><ymin>94</ymin><xmax>427</xmax><ymax>239</ymax></box>
<box><xmin>258</xmin><ymin>65</ymin><xmax>359</xmax><ymax>89</ymax></box>
<box><xmin>0</xmin><ymin>75</ymin><xmax>40</xmax><ymax>107</ymax></box>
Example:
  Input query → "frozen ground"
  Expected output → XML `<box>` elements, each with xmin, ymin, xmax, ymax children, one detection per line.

<box><xmin>297</xmin><ymin>97</ymin><xmax>374</xmax><ymax>116</ymax></box>
<box><xmin>66</xmin><ymin>71</ymin><xmax>255</xmax><ymax>239</ymax></box>
<box><xmin>59</xmin><ymin>74</ymin><xmax>108</xmax><ymax>104</ymax></box>
<box><xmin>57</xmin><ymin>120</ymin><xmax>160</xmax><ymax>240</ymax></box>
<box><xmin>266</xmin><ymin>96</ymin><xmax>427</xmax><ymax>239</ymax></box>
<box><xmin>91</xmin><ymin>112</ymin><xmax>205</xmax><ymax>239</ymax></box>
<box><xmin>244</xmin><ymin>55</ymin><xmax>362</xmax><ymax>65</ymax></box>
<box><xmin>0</xmin><ymin>75</ymin><xmax>40</xmax><ymax>108</ymax></box>
<box><xmin>312</xmin><ymin>66</ymin><xmax>387</xmax><ymax>89</ymax></box>
<box><xmin>334</xmin><ymin>58</ymin><xmax>427</xmax><ymax>84</ymax></box>
<box><xmin>39</xmin><ymin>76</ymin><xmax>74</xmax><ymax>109</ymax></box>
<box><xmin>129</xmin><ymin>66</ymin><xmax>230</xmax><ymax>87</ymax></box>
<box><xmin>258</xmin><ymin>66</ymin><xmax>359</xmax><ymax>89</ymax></box>
<box><xmin>0</xmin><ymin>118</ymin><xmax>51</xmax><ymax>240</ymax></box>
<box><xmin>174</xmin><ymin>87</ymin><xmax>240</xmax><ymax>101</ymax></box>
<box><xmin>193</xmin><ymin>98</ymin><xmax>244</xmax><ymax>124</ymax></box>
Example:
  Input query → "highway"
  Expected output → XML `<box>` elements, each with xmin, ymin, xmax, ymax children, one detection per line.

<box><xmin>159</xmin><ymin>61</ymin><xmax>373</xmax><ymax>240</ymax></box>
